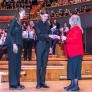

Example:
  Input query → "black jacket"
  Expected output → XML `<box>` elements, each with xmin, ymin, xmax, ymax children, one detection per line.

<box><xmin>35</xmin><ymin>20</ymin><xmax>52</xmax><ymax>47</ymax></box>
<box><xmin>5</xmin><ymin>18</ymin><xmax>22</xmax><ymax>47</ymax></box>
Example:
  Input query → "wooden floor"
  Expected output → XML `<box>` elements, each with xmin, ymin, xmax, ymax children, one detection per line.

<box><xmin>0</xmin><ymin>80</ymin><xmax>92</xmax><ymax>92</ymax></box>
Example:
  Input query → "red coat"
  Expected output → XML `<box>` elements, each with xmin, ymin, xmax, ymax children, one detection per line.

<box><xmin>64</xmin><ymin>25</ymin><xmax>84</xmax><ymax>57</ymax></box>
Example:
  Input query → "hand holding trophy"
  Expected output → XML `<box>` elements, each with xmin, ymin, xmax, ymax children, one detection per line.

<box><xmin>62</xmin><ymin>35</ymin><xmax>67</xmax><ymax>41</ymax></box>
<box><xmin>53</xmin><ymin>35</ymin><xmax>60</xmax><ymax>39</ymax></box>
<box><xmin>49</xmin><ymin>34</ymin><xmax>60</xmax><ymax>39</ymax></box>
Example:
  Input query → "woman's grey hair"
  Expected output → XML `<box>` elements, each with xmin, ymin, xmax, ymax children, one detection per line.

<box><xmin>69</xmin><ymin>14</ymin><xmax>83</xmax><ymax>33</ymax></box>
<box><xmin>69</xmin><ymin>14</ymin><xmax>81</xmax><ymax>27</ymax></box>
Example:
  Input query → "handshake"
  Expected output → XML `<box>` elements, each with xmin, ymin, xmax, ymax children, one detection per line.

<box><xmin>49</xmin><ymin>34</ymin><xmax>67</xmax><ymax>41</ymax></box>
<box><xmin>49</xmin><ymin>34</ymin><xmax>60</xmax><ymax>39</ymax></box>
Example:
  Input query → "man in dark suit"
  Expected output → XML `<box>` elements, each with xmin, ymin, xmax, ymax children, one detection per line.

<box><xmin>5</xmin><ymin>8</ymin><xmax>25</xmax><ymax>90</ymax></box>
<box><xmin>35</xmin><ymin>9</ymin><xmax>56</xmax><ymax>89</ymax></box>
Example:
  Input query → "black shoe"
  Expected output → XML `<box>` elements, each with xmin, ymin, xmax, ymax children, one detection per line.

<box><xmin>18</xmin><ymin>85</ymin><xmax>25</xmax><ymax>89</ymax></box>
<box><xmin>64</xmin><ymin>85</ymin><xmax>73</xmax><ymax>90</ymax></box>
<box><xmin>41</xmin><ymin>84</ymin><xmax>49</xmax><ymax>88</ymax></box>
<box><xmin>9</xmin><ymin>85</ymin><xmax>25</xmax><ymax>90</ymax></box>
<box><xmin>15</xmin><ymin>86</ymin><xmax>25</xmax><ymax>90</ymax></box>
<box><xmin>36</xmin><ymin>85</ymin><xmax>41</xmax><ymax>89</ymax></box>
<box><xmin>68</xmin><ymin>86</ymin><xmax>80</xmax><ymax>91</ymax></box>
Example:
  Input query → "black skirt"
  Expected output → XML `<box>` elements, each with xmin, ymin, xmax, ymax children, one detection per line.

<box><xmin>67</xmin><ymin>55</ymin><xmax>82</xmax><ymax>80</ymax></box>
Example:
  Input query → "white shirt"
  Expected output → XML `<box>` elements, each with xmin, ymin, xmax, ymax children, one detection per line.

<box><xmin>22</xmin><ymin>31</ymin><xmax>34</xmax><ymax>39</ymax></box>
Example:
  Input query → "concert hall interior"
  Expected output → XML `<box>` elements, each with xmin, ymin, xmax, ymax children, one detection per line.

<box><xmin>0</xmin><ymin>0</ymin><xmax>92</xmax><ymax>92</ymax></box>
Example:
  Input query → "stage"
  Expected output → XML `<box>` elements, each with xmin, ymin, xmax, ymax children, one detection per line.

<box><xmin>0</xmin><ymin>80</ymin><xmax>92</xmax><ymax>92</ymax></box>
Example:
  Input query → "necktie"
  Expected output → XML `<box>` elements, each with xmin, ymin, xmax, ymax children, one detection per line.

<box><xmin>28</xmin><ymin>32</ymin><xmax>30</xmax><ymax>40</ymax></box>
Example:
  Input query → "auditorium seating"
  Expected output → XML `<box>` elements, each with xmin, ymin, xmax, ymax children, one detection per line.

<box><xmin>0</xmin><ymin>22</ymin><xmax>9</xmax><ymax>29</ymax></box>
<box><xmin>0</xmin><ymin>9</ymin><xmax>17</xmax><ymax>16</ymax></box>
<box><xmin>46</xmin><ymin>1</ymin><xmax>92</xmax><ymax>18</ymax></box>
<box><xmin>29</xmin><ymin>0</ymin><xmax>92</xmax><ymax>20</ymax></box>
<box><xmin>46</xmin><ymin>0</ymin><xmax>92</xmax><ymax>7</ymax></box>
<box><xmin>0</xmin><ymin>9</ymin><xmax>29</xmax><ymax>30</ymax></box>
<box><xmin>30</xmin><ymin>1</ymin><xmax>44</xmax><ymax>19</ymax></box>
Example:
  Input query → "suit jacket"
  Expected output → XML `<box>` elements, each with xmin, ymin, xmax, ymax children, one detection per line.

<box><xmin>5</xmin><ymin>18</ymin><xmax>22</xmax><ymax>47</ymax></box>
<box><xmin>35</xmin><ymin>20</ymin><xmax>52</xmax><ymax>47</ymax></box>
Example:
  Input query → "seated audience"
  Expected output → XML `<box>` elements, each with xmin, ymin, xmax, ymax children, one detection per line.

<box><xmin>0</xmin><ymin>29</ymin><xmax>7</xmax><ymax>60</ymax></box>
<box><xmin>22</xmin><ymin>21</ymin><xmax>35</xmax><ymax>61</ymax></box>
<box><xmin>51</xmin><ymin>21</ymin><xmax>60</xmax><ymax>55</ymax></box>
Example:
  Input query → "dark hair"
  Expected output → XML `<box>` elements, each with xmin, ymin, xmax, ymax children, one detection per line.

<box><xmin>40</xmin><ymin>8</ymin><xmax>48</xmax><ymax>15</ymax></box>
<box><xmin>15</xmin><ymin>8</ymin><xmax>25</xmax><ymax>21</ymax></box>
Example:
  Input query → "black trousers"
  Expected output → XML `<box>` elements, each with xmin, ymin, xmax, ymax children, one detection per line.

<box><xmin>36</xmin><ymin>41</ymin><xmax>49</xmax><ymax>85</ymax></box>
<box><xmin>67</xmin><ymin>55</ymin><xmax>82</xmax><ymax>80</ymax></box>
<box><xmin>7</xmin><ymin>45</ymin><xmax>22</xmax><ymax>87</ymax></box>
<box><xmin>23</xmin><ymin>39</ymin><xmax>34</xmax><ymax>60</ymax></box>
<box><xmin>52</xmin><ymin>39</ymin><xmax>59</xmax><ymax>54</ymax></box>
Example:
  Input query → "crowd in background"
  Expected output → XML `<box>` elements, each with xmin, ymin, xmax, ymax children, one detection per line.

<box><xmin>0</xmin><ymin>29</ymin><xmax>7</xmax><ymax>59</ymax></box>
<box><xmin>0</xmin><ymin>0</ymin><xmax>91</xmax><ymax>9</ymax></box>
<box><xmin>0</xmin><ymin>0</ymin><xmax>32</xmax><ymax>9</ymax></box>
<box><xmin>46</xmin><ymin>0</ymin><xmax>92</xmax><ymax>7</ymax></box>
<box><xmin>22</xmin><ymin>20</ymin><xmax>36</xmax><ymax>61</ymax></box>
<box><xmin>0</xmin><ymin>18</ymin><xmax>71</xmax><ymax>61</ymax></box>
<box><xmin>49</xmin><ymin>5</ymin><xmax>88</xmax><ymax>18</ymax></box>
<box><xmin>0</xmin><ymin>29</ymin><xmax>7</xmax><ymax>45</ymax></box>
<box><xmin>21</xmin><ymin>19</ymin><xmax>70</xmax><ymax>58</ymax></box>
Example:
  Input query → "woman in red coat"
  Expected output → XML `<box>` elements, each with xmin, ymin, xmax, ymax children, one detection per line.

<box><xmin>62</xmin><ymin>14</ymin><xmax>84</xmax><ymax>91</ymax></box>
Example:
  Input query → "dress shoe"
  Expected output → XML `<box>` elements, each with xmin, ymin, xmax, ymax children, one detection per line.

<box><xmin>41</xmin><ymin>84</ymin><xmax>49</xmax><ymax>88</ymax></box>
<box><xmin>68</xmin><ymin>86</ymin><xmax>80</xmax><ymax>91</ymax></box>
<box><xmin>36</xmin><ymin>85</ymin><xmax>41</xmax><ymax>89</ymax></box>
<box><xmin>18</xmin><ymin>85</ymin><xmax>25</xmax><ymax>89</ymax></box>
<box><xmin>64</xmin><ymin>85</ymin><xmax>73</xmax><ymax>90</ymax></box>
<box><xmin>9</xmin><ymin>85</ymin><xmax>25</xmax><ymax>90</ymax></box>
